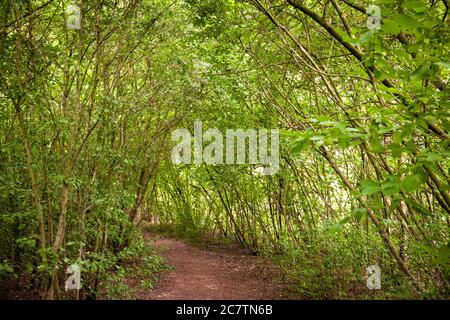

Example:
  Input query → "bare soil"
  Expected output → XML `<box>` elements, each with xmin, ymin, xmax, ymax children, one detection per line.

<box><xmin>137</xmin><ymin>234</ymin><xmax>285</xmax><ymax>300</ymax></box>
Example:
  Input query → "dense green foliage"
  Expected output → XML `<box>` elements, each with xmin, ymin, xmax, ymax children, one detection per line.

<box><xmin>1</xmin><ymin>0</ymin><xmax>449</xmax><ymax>299</ymax></box>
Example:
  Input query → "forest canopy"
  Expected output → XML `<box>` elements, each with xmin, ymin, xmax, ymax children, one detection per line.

<box><xmin>0</xmin><ymin>0</ymin><xmax>449</xmax><ymax>299</ymax></box>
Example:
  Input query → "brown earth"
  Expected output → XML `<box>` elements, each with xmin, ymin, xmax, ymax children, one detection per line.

<box><xmin>136</xmin><ymin>234</ymin><xmax>285</xmax><ymax>300</ymax></box>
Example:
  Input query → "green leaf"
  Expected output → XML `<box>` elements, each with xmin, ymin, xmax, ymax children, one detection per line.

<box><xmin>392</xmin><ymin>131</ymin><xmax>403</xmax><ymax>144</ymax></box>
<box><xmin>328</xmin><ymin>222</ymin><xmax>343</xmax><ymax>235</ymax></box>
<box><xmin>16</xmin><ymin>237</ymin><xmax>36</xmax><ymax>249</ymax></box>
<box><xmin>356</xmin><ymin>30</ymin><xmax>375</xmax><ymax>45</ymax></box>
<box><xmin>353</xmin><ymin>208</ymin><xmax>367</xmax><ymax>221</ymax></box>
<box><xmin>0</xmin><ymin>261</ymin><xmax>14</xmax><ymax>275</ymax></box>
<box><xmin>374</xmin><ymin>69</ymin><xmax>385</xmax><ymax>81</ymax></box>
<box><xmin>426</xmin><ymin>153</ymin><xmax>441</xmax><ymax>162</ymax></box>
<box><xmin>290</xmin><ymin>136</ymin><xmax>310</xmax><ymax>155</ymax></box>
<box><xmin>360</xmin><ymin>180</ymin><xmax>380</xmax><ymax>195</ymax></box>
<box><xmin>370</xmin><ymin>142</ymin><xmax>385</xmax><ymax>153</ymax></box>
<box><xmin>388</xmin><ymin>143</ymin><xmax>403</xmax><ymax>158</ymax></box>
<box><xmin>381</xmin><ymin>19</ymin><xmax>401</xmax><ymax>35</ymax></box>
<box><xmin>434</xmin><ymin>61</ymin><xmax>450</xmax><ymax>69</ymax></box>
<box><xmin>310</xmin><ymin>135</ymin><xmax>325</xmax><ymax>142</ymax></box>
<box><xmin>404</xmin><ymin>1</ymin><xmax>429</xmax><ymax>13</ymax></box>
<box><xmin>434</xmin><ymin>243</ymin><xmax>450</xmax><ymax>266</ymax></box>
<box><xmin>410</xmin><ymin>63</ymin><xmax>431</xmax><ymax>81</ymax></box>
<box><xmin>340</xmin><ymin>217</ymin><xmax>350</xmax><ymax>225</ymax></box>
<box><xmin>402</xmin><ymin>173</ymin><xmax>425</xmax><ymax>192</ymax></box>
<box><xmin>382</xmin><ymin>176</ymin><xmax>401</xmax><ymax>195</ymax></box>
<box><xmin>393</xmin><ymin>13</ymin><xmax>419</xmax><ymax>32</ymax></box>
<box><xmin>405</xmin><ymin>141</ymin><xmax>417</xmax><ymax>153</ymax></box>
<box><xmin>384</xmin><ymin>86</ymin><xmax>401</xmax><ymax>95</ymax></box>
<box><xmin>371</xmin><ymin>198</ymin><xmax>385</xmax><ymax>210</ymax></box>
<box><xmin>405</xmin><ymin>197</ymin><xmax>432</xmax><ymax>216</ymax></box>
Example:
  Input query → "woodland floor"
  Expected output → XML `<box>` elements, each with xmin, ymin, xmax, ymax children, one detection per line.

<box><xmin>136</xmin><ymin>232</ymin><xmax>286</xmax><ymax>300</ymax></box>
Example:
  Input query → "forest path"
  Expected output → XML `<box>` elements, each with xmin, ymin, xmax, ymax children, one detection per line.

<box><xmin>137</xmin><ymin>233</ymin><xmax>284</xmax><ymax>300</ymax></box>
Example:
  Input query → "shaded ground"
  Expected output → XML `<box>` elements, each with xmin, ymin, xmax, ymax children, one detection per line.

<box><xmin>137</xmin><ymin>234</ymin><xmax>285</xmax><ymax>300</ymax></box>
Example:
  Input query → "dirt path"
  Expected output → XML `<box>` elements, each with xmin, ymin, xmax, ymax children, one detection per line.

<box><xmin>138</xmin><ymin>235</ymin><xmax>284</xmax><ymax>300</ymax></box>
